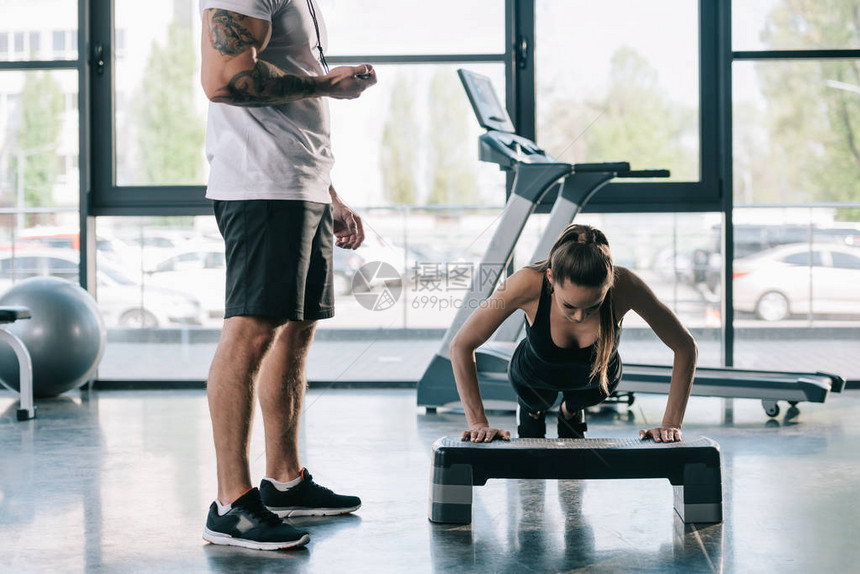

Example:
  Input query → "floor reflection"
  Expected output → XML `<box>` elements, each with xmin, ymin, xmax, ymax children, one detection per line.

<box><xmin>1</xmin><ymin>393</ymin><xmax>105</xmax><ymax>572</ymax></box>
<box><xmin>1</xmin><ymin>388</ymin><xmax>857</xmax><ymax>573</ymax></box>
<box><xmin>429</xmin><ymin>477</ymin><xmax>723</xmax><ymax>573</ymax></box>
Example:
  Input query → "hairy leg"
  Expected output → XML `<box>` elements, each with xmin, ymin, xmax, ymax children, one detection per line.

<box><xmin>207</xmin><ymin>315</ymin><xmax>277</xmax><ymax>505</ymax></box>
<box><xmin>257</xmin><ymin>320</ymin><xmax>318</xmax><ymax>482</ymax></box>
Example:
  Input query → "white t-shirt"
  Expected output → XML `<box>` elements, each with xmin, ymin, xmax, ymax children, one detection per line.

<box><xmin>199</xmin><ymin>0</ymin><xmax>333</xmax><ymax>203</ymax></box>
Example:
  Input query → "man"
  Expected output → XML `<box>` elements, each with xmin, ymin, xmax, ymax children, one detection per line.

<box><xmin>198</xmin><ymin>0</ymin><xmax>377</xmax><ymax>550</ymax></box>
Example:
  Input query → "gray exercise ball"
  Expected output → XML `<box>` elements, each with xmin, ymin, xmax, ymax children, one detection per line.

<box><xmin>0</xmin><ymin>277</ymin><xmax>106</xmax><ymax>398</ymax></box>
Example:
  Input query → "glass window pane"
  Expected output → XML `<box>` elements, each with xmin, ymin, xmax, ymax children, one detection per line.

<box><xmin>0</xmin><ymin>1</ymin><xmax>78</xmax><ymax>61</ymax></box>
<box><xmin>832</xmin><ymin>251</ymin><xmax>860</xmax><ymax>269</ymax></box>
<box><xmin>733</xmin><ymin>0</ymin><xmax>860</xmax><ymax>51</ymax></box>
<box><xmin>535</xmin><ymin>0</ymin><xmax>699</xmax><ymax>181</ymax></box>
<box><xmin>318</xmin><ymin>0</ymin><xmax>505</xmax><ymax>56</ymax></box>
<box><xmin>0</xmin><ymin>70</ymin><xmax>79</xmax><ymax>248</ymax></box>
<box><xmin>0</xmin><ymin>214</ymin><xmax>81</xmax><ymax>300</ymax></box>
<box><xmin>733</xmin><ymin>207</ymin><xmax>860</xmax><ymax>380</ymax></box>
<box><xmin>52</xmin><ymin>30</ymin><xmax>64</xmax><ymax>53</ymax></box>
<box><xmin>114</xmin><ymin>0</ymin><xmax>208</xmax><ymax>186</ymax></box>
<box><xmin>28</xmin><ymin>31</ymin><xmax>40</xmax><ymax>54</ymax></box>
<box><xmin>733</xmin><ymin>60</ymin><xmax>860</xmax><ymax>204</ymax></box>
<box><xmin>511</xmin><ymin>212</ymin><xmax>723</xmax><ymax>367</ymax></box>
<box><xmin>329</xmin><ymin>63</ymin><xmax>506</xmax><ymax>207</ymax></box>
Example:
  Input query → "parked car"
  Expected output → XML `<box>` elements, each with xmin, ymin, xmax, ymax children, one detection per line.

<box><xmin>733</xmin><ymin>243</ymin><xmax>860</xmax><ymax>321</ymax></box>
<box><xmin>0</xmin><ymin>249</ymin><xmax>205</xmax><ymax>327</ymax></box>
<box><xmin>145</xmin><ymin>245</ymin><xmax>366</xmax><ymax>322</ymax></box>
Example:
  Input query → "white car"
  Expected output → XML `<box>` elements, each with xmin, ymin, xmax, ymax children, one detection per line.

<box><xmin>733</xmin><ymin>243</ymin><xmax>860</xmax><ymax>321</ymax></box>
<box><xmin>0</xmin><ymin>250</ymin><xmax>205</xmax><ymax>328</ymax></box>
<box><xmin>146</xmin><ymin>247</ymin><xmax>228</xmax><ymax>323</ymax></box>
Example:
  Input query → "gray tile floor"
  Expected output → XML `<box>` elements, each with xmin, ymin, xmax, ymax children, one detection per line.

<box><xmin>2</xmin><ymin>388</ymin><xmax>859</xmax><ymax>573</ymax></box>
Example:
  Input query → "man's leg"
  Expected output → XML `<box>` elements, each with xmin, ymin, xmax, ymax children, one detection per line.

<box><xmin>204</xmin><ymin>313</ymin><xmax>311</xmax><ymax>549</ymax></box>
<box><xmin>256</xmin><ymin>318</ymin><xmax>361</xmax><ymax>517</ymax></box>
<box><xmin>257</xmin><ymin>319</ymin><xmax>317</xmax><ymax>481</ymax></box>
<box><xmin>207</xmin><ymin>315</ymin><xmax>277</xmax><ymax>505</ymax></box>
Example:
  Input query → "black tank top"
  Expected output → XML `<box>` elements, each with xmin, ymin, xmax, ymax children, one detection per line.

<box><xmin>509</xmin><ymin>276</ymin><xmax>621</xmax><ymax>390</ymax></box>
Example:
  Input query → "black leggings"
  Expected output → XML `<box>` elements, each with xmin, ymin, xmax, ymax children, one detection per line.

<box><xmin>510</xmin><ymin>373</ymin><xmax>621</xmax><ymax>415</ymax></box>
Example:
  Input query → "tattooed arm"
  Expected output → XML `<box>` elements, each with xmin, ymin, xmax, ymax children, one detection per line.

<box><xmin>200</xmin><ymin>9</ymin><xmax>376</xmax><ymax>106</ymax></box>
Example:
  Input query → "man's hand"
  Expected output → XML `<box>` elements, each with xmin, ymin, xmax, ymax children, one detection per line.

<box><xmin>317</xmin><ymin>65</ymin><xmax>377</xmax><ymax>100</ymax></box>
<box><xmin>331</xmin><ymin>196</ymin><xmax>364</xmax><ymax>250</ymax></box>
<box><xmin>639</xmin><ymin>426</ymin><xmax>683</xmax><ymax>443</ymax></box>
<box><xmin>461</xmin><ymin>426</ymin><xmax>511</xmax><ymax>443</ymax></box>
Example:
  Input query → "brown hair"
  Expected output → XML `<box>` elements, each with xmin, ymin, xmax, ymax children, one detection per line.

<box><xmin>527</xmin><ymin>224</ymin><xmax>616</xmax><ymax>395</ymax></box>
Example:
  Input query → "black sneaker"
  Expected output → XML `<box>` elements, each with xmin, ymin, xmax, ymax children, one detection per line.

<box><xmin>203</xmin><ymin>487</ymin><xmax>310</xmax><ymax>551</ymax></box>
<box><xmin>517</xmin><ymin>405</ymin><xmax>547</xmax><ymax>438</ymax></box>
<box><xmin>260</xmin><ymin>469</ymin><xmax>361</xmax><ymax>518</ymax></box>
<box><xmin>557</xmin><ymin>407</ymin><xmax>587</xmax><ymax>439</ymax></box>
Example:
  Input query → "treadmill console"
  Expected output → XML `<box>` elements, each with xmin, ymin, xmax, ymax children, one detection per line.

<box><xmin>458</xmin><ymin>69</ymin><xmax>557</xmax><ymax>169</ymax></box>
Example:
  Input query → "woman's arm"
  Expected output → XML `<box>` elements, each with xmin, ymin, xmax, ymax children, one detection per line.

<box><xmin>615</xmin><ymin>267</ymin><xmax>698</xmax><ymax>442</ymax></box>
<box><xmin>450</xmin><ymin>268</ymin><xmax>540</xmax><ymax>442</ymax></box>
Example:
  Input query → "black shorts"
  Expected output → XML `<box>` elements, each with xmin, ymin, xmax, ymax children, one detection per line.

<box><xmin>213</xmin><ymin>199</ymin><xmax>335</xmax><ymax>322</ymax></box>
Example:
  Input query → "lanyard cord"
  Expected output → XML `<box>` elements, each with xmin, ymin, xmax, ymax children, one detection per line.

<box><xmin>306</xmin><ymin>0</ymin><xmax>329</xmax><ymax>73</ymax></box>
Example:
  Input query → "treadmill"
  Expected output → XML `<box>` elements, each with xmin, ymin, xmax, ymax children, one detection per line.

<box><xmin>416</xmin><ymin>69</ymin><xmax>845</xmax><ymax>417</ymax></box>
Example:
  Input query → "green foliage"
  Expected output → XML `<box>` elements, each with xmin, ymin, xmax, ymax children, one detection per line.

<box><xmin>426</xmin><ymin>70</ymin><xmax>477</xmax><ymax>205</ymax></box>
<box><xmin>379</xmin><ymin>73</ymin><xmax>419</xmax><ymax>204</ymax></box>
<box><xmin>748</xmin><ymin>0</ymin><xmax>860</xmax><ymax>217</ymax></box>
<box><xmin>15</xmin><ymin>72</ymin><xmax>64</xmax><ymax>219</ymax></box>
<box><xmin>379</xmin><ymin>69</ymin><xmax>478</xmax><ymax>206</ymax></box>
<box><xmin>135</xmin><ymin>22</ymin><xmax>205</xmax><ymax>185</ymax></box>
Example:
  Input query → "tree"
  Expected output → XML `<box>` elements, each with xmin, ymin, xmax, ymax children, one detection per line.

<box><xmin>135</xmin><ymin>22</ymin><xmax>205</xmax><ymax>185</ymax></box>
<box><xmin>753</xmin><ymin>0</ymin><xmax>860</xmax><ymax>218</ymax></box>
<box><xmin>539</xmin><ymin>48</ymin><xmax>696</xmax><ymax>180</ymax></box>
<box><xmin>379</xmin><ymin>72</ymin><xmax>419</xmax><ymax>204</ymax></box>
<box><xmin>13</xmin><ymin>72</ymin><xmax>64</xmax><ymax>226</ymax></box>
<box><xmin>426</xmin><ymin>69</ymin><xmax>478</xmax><ymax>205</ymax></box>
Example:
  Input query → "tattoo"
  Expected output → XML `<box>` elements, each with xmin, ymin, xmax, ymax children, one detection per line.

<box><xmin>214</xmin><ymin>60</ymin><xmax>317</xmax><ymax>106</ymax></box>
<box><xmin>207</xmin><ymin>9</ymin><xmax>257</xmax><ymax>56</ymax></box>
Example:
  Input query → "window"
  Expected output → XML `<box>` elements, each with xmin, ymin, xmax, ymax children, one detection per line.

<box><xmin>783</xmin><ymin>252</ymin><xmax>823</xmax><ymax>267</ymax></box>
<box><xmin>733</xmin><ymin>60</ymin><xmax>860</xmax><ymax>205</ymax></box>
<box><xmin>536</xmin><ymin>0</ymin><xmax>700</xmax><ymax>181</ymax></box>
<box><xmin>832</xmin><ymin>252</ymin><xmax>860</xmax><ymax>270</ymax></box>
<box><xmin>52</xmin><ymin>30</ymin><xmax>64</xmax><ymax>52</ymax></box>
<box><xmin>7</xmin><ymin>0</ymin><xmax>851</xmax><ymax>381</ymax></box>
<box><xmin>733</xmin><ymin>0</ymin><xmax>860</xmax><ymax>51</ymax></box>
<box><xmin>320</xmin><ymin>0</ymin><xmax>505</xmax><ymax>56</ymax></box>
<box><xmin>113</xmin><ymin>0</ymin><xmax>207</xmax><ymax>187</ymax></box>
<box><xmin>28</xmin><ymin>31</ymin><xmax>40</xmax><ymax>56</ymax></box>
<box><xmin>0</xmin><ymin>70</ymin><xmax>80</xmax><ymax>212</ymax></box>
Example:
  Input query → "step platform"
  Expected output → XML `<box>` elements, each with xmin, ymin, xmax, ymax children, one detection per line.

<box><xmin>429</xmin><ymin>435</ymin><xmax>722</xmax><ymax>525</ymax></box>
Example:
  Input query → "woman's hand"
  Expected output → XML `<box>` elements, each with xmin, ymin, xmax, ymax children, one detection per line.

<box><xmin>639</xmin><ymin>426</ymin><xmax>683</xmax><ymax>443</ymax></box>
<box><xmin>461</xmin><ymin>426</ymin><xmax>510</xmax><ymax>443</ymax></box>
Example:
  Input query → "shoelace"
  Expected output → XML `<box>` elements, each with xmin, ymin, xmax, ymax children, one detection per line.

<box><xmin>241</xmin><ymin>500</ymin><xmax>282</xmax><ymax>526</ymax></box>
<box><xmin>303</xmin><ymin>473</ymin><xmax>334</xmax><ymax>495</ymax></box>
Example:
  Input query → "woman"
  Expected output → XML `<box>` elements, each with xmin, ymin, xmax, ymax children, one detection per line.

<box><xmin>450</xmin><ymin>224</ymin><xmax>697</xmax><ymax>443</ymax></box>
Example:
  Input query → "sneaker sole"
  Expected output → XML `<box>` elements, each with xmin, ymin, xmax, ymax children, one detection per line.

<box><xmin>268</xmin><ymin>504</ymin><xmax>361</xmax><ymax>518</ymax></box>
<box><xmin>202</xmin><ymin>528</ymin><xmax>310</xmax><ymax>551</ymax></box>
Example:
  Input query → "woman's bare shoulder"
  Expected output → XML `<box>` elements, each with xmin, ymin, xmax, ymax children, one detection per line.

<box><xmin>614</xmin><ymin>265</ymin><xmax>642</xmax><ymax>289</ymax></box>
<box><xmin>497</xmin><ymin>267</ymin><xmax>543</xmax><ymax>306</ymax></box>
<box><xmin>612</xmin><ymin>266</ymin><xmax>643</xmax><ymax>314</ymax></box>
